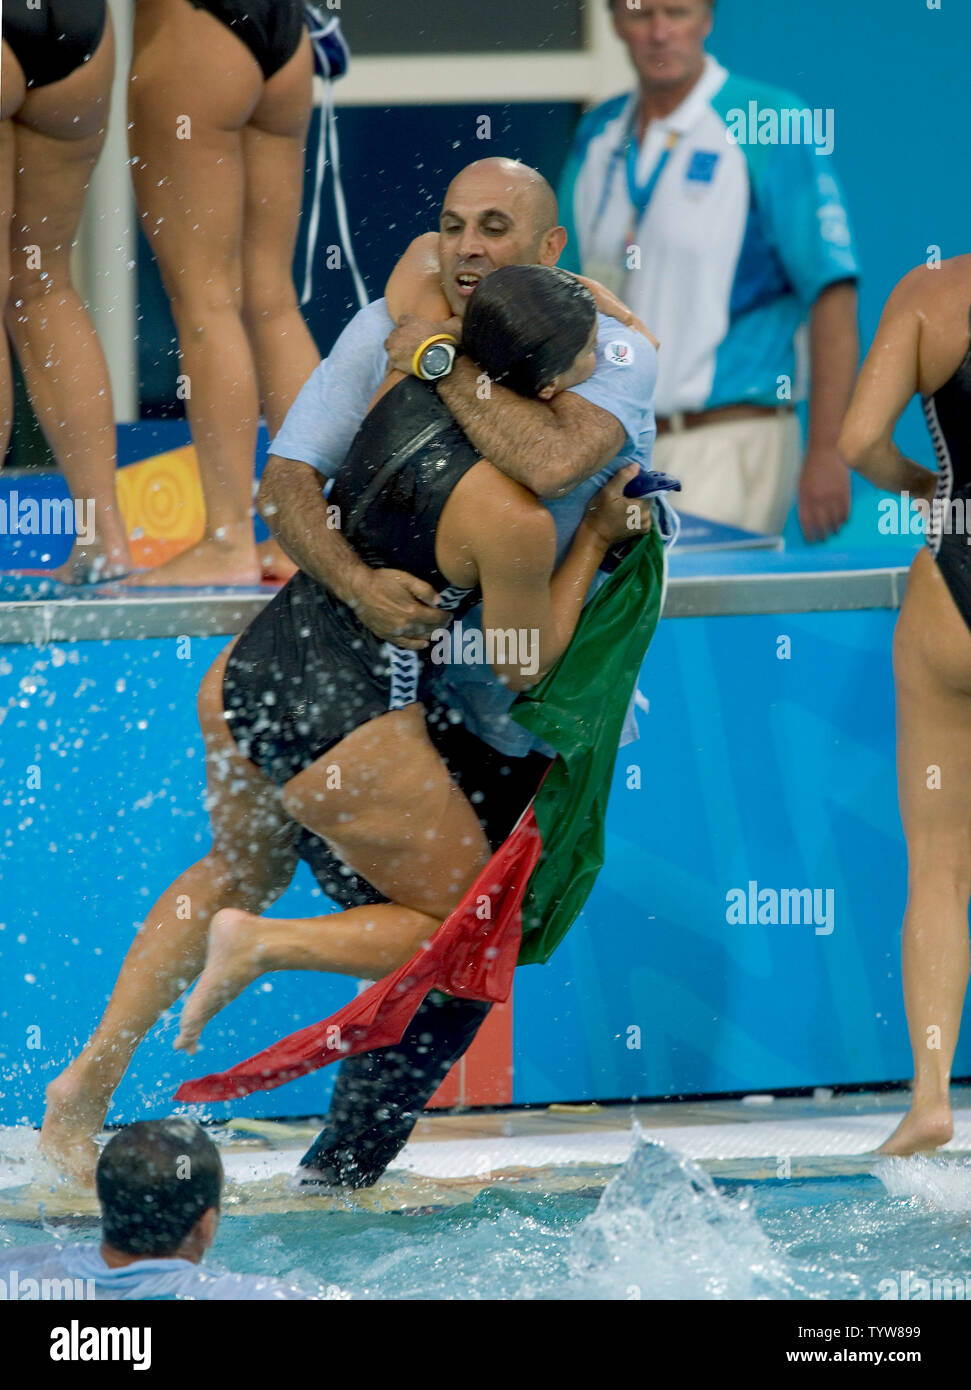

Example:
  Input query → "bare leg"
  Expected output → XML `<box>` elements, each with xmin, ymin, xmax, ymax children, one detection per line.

<box><xmin>282</xmin><ymin>704</ymin><xmax>493</xmax><ymax>918</ymax></box>
<box><xmin>126</xmin><ymin>0</ymin><xmax>260</xmax><ymax>586</ymax></box>
<box><xmin>176</xmin><ymin>704</ymin><xmax>492</xmax><ymax>1050</ymax></box>
<box><xmin>40</xmin><ymin>643</ymin><xmax>299</xmax><ymax>1184</ymax></box>
<box><xmin>0</xmin><ymin>53</ymin><xmax>18</xmax><ymax>460</ymax></box>
<box><xmin>240</xmin><ymin>47</ymin><xmax>319</xmax><ymax>584</ymax></box>
<box><xmin>174</xmin><ymin>901</ymin><xmax>436</xmax><ymax>1054</ymax></box>
<box><xmin>3</xmin><ymin>21</ymin><xmax>132</xmax><ymax>580</ymax></box>
<box><xmin>0</xmin><ymin>127</ymin><xmax>14</xmax><ymax>458</ymax></box>
<box><xmin>878</xmin><ymin>550</ymin><xmax>971</xmax><ymax>1155</ymax></box>
<box><xmin>239</xmin><ymin>40</ymin><xmax>319</xmax><ymax>437</ymax></box>
<box><xmin>126</xmin><ymin>1</ymin><xmax>315</xmax><ymax>587</ymax></box>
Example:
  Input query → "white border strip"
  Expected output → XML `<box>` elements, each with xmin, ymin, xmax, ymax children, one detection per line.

<box><xmin>322</xmin><ymin>7</ymin><xmax>630</xmax><ymax>108</ymax></box>
<box><xmin>211</xmin><ymin>1112</ymin><xmax>971</xmax><ymax>1184</ymax></box>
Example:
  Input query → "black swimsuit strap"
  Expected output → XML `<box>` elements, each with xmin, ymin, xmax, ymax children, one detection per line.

<box><xmin>341</xmin><ymin>416</ymin><xmax>455</xmax><ymax>543</ymax></box>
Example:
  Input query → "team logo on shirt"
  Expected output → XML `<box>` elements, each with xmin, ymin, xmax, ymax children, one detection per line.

<box><xmin>605</xmin><ymin>340</ymin><xmax>634</xmax><ymax>367</ymax></box>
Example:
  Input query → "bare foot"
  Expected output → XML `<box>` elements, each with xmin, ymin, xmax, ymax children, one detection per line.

<box><xmin>38</xmin><ymin>1069</ymin><xmax>106</xmax><ymax>1189</ymax></box>
<box><xmin>876</xmin><ymin>1102</ymin><xmax>954</xmax><ymax>1157</ymax></box>
<box><xmin>51</xmin><ymin>542</ymin><xmax>134</xmax><ymax>586</ymax></box>
<box><xmin>175</xmin><ymin>907</ymin><xmax>268</xmax><ymax>1054</ymax></box>
<box><xmin>257</xmin><ymin>538</ymin><xmax>298</xmax><ymax>584</ymax></box>
<box><xmin>122</xmin><ymin>533</ymin><xmax>262</xmax><ymax>588</ymax></box>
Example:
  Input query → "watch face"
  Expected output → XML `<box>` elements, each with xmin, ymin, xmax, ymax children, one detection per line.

<box><xmin>422</xmin><ymin>344</ymin><xmax>453</xmax><ymax>378</ymax></box>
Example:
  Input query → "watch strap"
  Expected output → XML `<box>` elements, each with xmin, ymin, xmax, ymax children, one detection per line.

<box><xmin>411</xmin><ymin>333</ymin><xmax>459</xmax><ymax>378</ymax></box>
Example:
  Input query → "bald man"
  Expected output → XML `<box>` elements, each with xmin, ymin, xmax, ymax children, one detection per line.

<box><xmin>253</xmin><ymin>158</ymin><xmax>658</xmax><ymax>1189</ymax></box>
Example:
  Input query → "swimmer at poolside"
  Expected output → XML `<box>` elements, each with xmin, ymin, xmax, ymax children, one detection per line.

<box><xmin>839</xmin><ymin>254</ymin><xmax>971</xmax><ymax>1156</ymax></box>
<box><xmin>40</xmin><ymin>266</ymin><xmax>653</xmax><ymax>1183</ymax></box>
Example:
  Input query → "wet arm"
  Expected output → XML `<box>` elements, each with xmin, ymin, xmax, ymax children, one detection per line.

<box><xmin>838</xmin><ymin>284</ymin><xmax>937</xmax><ymax>498</ymax></box>
<box><xmin>437</xmin><ymin>364</ymin><xmax>626</xmax><ymax>499</ymax></box>
<box><xmin>257</xmin><ymin>458</ymin><xmax>442</xmax><ymax>647</ymax></box>
<box><xmin>572</xmin><ymin>274</ymin><xmax>659</xmax><ymax>349</ymax></box>
<box><xmin>257</xmin><ymin>457</ymin><xmax>368</xmax><ymax>602</ymax></box>
<box><xmin>384</xmin><ymin>241</ymin><xmax>633</xmax><ymax>499</ymax></box>
<box><xmin>385</xmin><ymin>233</ymin><xmax>450</xmax><ymax>323</ymax></box>
<box><xmin>464</xmin><ymin>463</ymin><xmax>649</xmax><ymax>690</ymax></box>
<box><xmin>474</xmin><ymin>497</ymin><xmax>610</xmax><ymax>691</ymax></box>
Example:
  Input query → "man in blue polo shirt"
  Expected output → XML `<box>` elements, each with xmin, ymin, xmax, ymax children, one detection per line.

<box><xmin>256</xmin><ymin>156</ymin><xmax>659</xmax><ymax>1189</ymax></box>
<box><xmin>559</xmin><ymin>0</ymin><xmax>860</xmax><ymax>541</ymax></box>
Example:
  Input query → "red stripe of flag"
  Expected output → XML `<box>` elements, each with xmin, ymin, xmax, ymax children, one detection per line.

<box><xmin>174</xmin><ymin>804</ymin><xmax>542</xmax><ymax>1104</ymax></box>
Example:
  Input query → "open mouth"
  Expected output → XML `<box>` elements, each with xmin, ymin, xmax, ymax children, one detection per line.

<box><xmin>454</xmin><ymin>271</ymin><xmax>483</xmax><ymax>297</ymax></box>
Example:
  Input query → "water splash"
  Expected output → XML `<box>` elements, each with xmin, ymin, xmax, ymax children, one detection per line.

<box><xmin>561</xmin><ymin>1132</ymin><xmax>799</xmax><ymax>1299</ymax></box>
<box><xmin>874</xmin><ymin>1155</ymin><xmax>971</xmax><ymax>1212</ymax></box>
<box><xmin>0</xmin><ymin>1123</ymin><xmax>46</xmax><ymax>1183</ymax></box>
<box><xmin>0</xmin><ymin>1125</ymin><xmax>96</xmax><ymax>1218</ymax></box>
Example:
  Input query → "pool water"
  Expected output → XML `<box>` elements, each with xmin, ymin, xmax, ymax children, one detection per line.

<box><xmin>4</xmin><ymin>1139</ymin><xmax>969</xmax><ymax>1300</ymax></box>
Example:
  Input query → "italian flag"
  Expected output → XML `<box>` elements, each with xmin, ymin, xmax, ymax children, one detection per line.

<box><xmin>175</xmin><ymin>528</ymin><xmax>665</xmax><ymax>1103</ymax></box>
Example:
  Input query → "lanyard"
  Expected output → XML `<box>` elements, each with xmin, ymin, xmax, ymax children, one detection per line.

<box><xmin>300</xmin><ymin>8</ymin><xmax>368</xmax><ymax>311</ymax></box>
<box><xmin>595</xmin><ymin>105</ymin><xmax>680</xmax><ymax>245</ymax></box>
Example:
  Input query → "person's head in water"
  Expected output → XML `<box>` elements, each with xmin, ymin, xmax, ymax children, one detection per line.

<box><xmin>97</xmin><ymin>1118</ymin><xmax>223</xmax><ymax>1264</ymax></box>
<box><xmin>438</xmin><ymin>158</ymin><xmax>566</xmax><ymax>317</ymax></box>
<box><xmin>462</xmin><ymin>265</ymin><xmax>598</xmax><ymax>401</ymax></box>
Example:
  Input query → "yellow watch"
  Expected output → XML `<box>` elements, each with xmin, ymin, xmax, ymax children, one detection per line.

<box><xmin>413</xmin><ymin>334</ymin><xmax>458</xmax><ymax>381</ymax></box>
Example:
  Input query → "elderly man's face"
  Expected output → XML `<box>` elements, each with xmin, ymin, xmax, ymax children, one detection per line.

<box><xmin>437</xmin><ymin>169</ymin><xmax>554</xmax><ymax>318</ymax></box>
<box><xmin>612</xmin><ymin>1</ymin><xmax>713</xmax><ymax>90</ymax></box>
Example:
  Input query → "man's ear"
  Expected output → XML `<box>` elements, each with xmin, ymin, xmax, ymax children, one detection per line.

<box><xmin>539</xmin><ymin>225</ymin><xmax>568</xmax><ymax>266</ymax></box>
<box><xmin>197</xmin><ymin>1207</ymin><xmax>219</xmax><ymax>1247</ymax></box>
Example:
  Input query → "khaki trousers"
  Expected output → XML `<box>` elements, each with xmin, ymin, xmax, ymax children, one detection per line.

<box><xmin>654</xmin><ymin>412</ymin><xmax>802</xmax><ymax>535</ymax></box>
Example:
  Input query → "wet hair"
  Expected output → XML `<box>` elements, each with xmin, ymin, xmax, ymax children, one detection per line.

<box><xmin>97</xmin><ymin>1119</ymin><xmax>223</xmax><ymax>1257</ymax></box>
<box><xmin>461</xmin><ymin>265</ymin><xmax>597</xmax><ymax>399</ymax></box>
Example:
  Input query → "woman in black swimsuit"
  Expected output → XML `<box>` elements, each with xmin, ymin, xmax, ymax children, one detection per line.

<box><xmin>0</xmin><ymin>3</ymin><xmax>132</xmax><ymax>581</ymax></box>
<box><xmin>40</xmin><ymin>266</ymin><xmax>653</xmax><ymax>1183</ymax></box>
<box><xmin>126</xmin><ymin>0</ymin><xmax>319</xmax><ymax>586</ymax></box>
<box><xmin>839</xmin><ymin>254</ymin><xmax>971</xmax><ymax>1156</ymax></box>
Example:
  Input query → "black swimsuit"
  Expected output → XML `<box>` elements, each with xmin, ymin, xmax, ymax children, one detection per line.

<box><xmin>223</xmin><ymin>377</ymin><xmax>482</xmax><ymax>786</ymax></box>
<box><xmin>924</xmin><ymin>307</ymin><xmax>971</xmax><ymax>628</ymax></box>
<box><xmin>2</xmin><ymin>1</ymin><xmax>107</xmax><ymax>89</ymax></box>
<box><xmin>187</xmin><ymin>0</ymin><xmax>305</xmax><ymax>79</ymax></box>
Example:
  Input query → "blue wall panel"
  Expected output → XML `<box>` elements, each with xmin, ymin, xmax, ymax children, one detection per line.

<box><xmin>512</xmin><ymin>609</ymin><xmax>971</xmax><ymax>1102</ymax></box>
<box><xmin>711</xmin><ymin>0</ymin><xmax>971</xmax><ymax>553</ymax></box>
<box><xmin>0</xmin><ymin>636</ymin><xmax>350</xmax><ymax>1128</ymax></box>
<box><xmin>2</xmin><ymin>603</ymin><xmax>962</xmax><ymax>1123</ymax></box>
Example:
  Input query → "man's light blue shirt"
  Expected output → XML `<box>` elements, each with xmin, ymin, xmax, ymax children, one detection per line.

<box><xmin>0</xmin><ymin>1240</ymin><xmax>314</xmax><ymax>1300</ymax></box>
<box><xmin>270</xmin><ymin>298</ymin><xmax>657</xmax><ymax>756</ymax></box>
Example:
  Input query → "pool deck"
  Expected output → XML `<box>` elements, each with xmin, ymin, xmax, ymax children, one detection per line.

<box><xmin>222</xmin><ymin>1085</ymin><xmax>971</xmax><ymax>1185</ymax></box>
<box><xmin>0</xmin><ymin>545</ymin><xmax>923</xmax><ymax>643</ymax></box>
<box><xmin>2</xmin><ymin>1088</ymin><xmax>968</xmax><ymax>1221</ymax></box>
